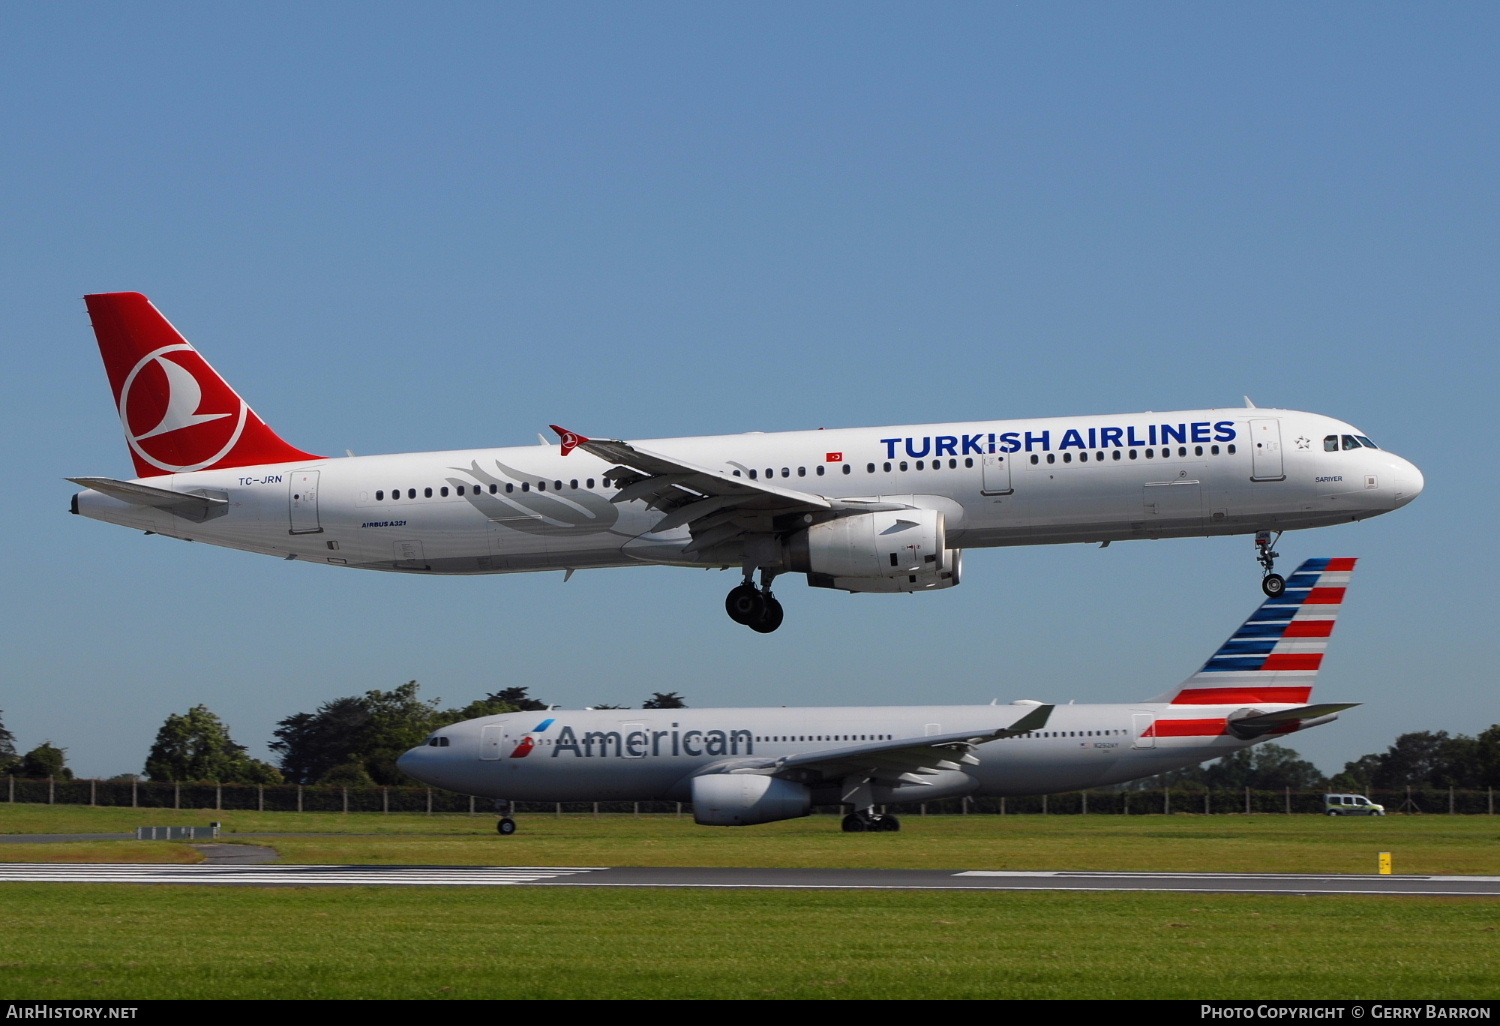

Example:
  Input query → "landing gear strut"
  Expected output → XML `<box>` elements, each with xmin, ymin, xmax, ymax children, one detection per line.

<box><xmin>725</xmin><ymin>568</ymin><xmax>784</xmax><ymax>633</ymax></box>
<box><xmin>841</xmin><ymin>811</ymin><xmax>900</xmax><ymax>833</ymax></box>
<box><xmin>1255</xmin><ymin>530</ymin><xmax>1285</xmax><ymax>598</ymax></box>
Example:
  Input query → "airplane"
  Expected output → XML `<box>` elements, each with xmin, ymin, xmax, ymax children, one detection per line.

<box><xmin>69</xmin><ymin>292</ymin><xmax>1422</xmax><ymax>632</ymax></box>
<box><xmin>398</xmin><ymin>557</ymin><xmax>1362</xmax><ymax>833</ymax></box>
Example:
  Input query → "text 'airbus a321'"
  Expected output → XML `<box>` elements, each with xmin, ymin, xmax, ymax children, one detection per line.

<box><xmin>70</xmin><ymin>293</ymin><xmax>1422</xmax><ymax>632</ymax></box>
<box><xmin>398</xmin><ymin>558</ymin><xmax>1362</xmax><ymax>833</ymax></box>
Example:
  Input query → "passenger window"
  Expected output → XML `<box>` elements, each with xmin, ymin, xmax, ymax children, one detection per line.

<box><xmin>375</xmin><ymin>490</ymin><xmax>384</xmax><ymax>500</ymax></box>
<box><xmin>505</xmin><ymin>483</ymin><xmax>513</xmax><ymax>493</ymax></box>
<box><xmin>899</xmin><ymin>462</ymin><xmax>908</xmax><ymax>472</ymax></box>
<box><xmin>587</xmin><ymin>478</ymin><xmax>595</xmax><ymax>488</ymax></box>
<box><xmin>841</xmin><ymin>464</ymin><xmax>851</xmax><ymax>475</ymax></box>
<box><xmin>570</xmin><ymin>480</ymin><xmax>578</xmax><ymax>489</ymax></box>
<box><xmin>521</xmin><ymin>483</ymin><xmax>530</xmax><ymax>492</ymax></box>
<box><xmin>915</xmin><ymin>460</ymin><xmax>925</xmax><ymax>470</ymax></box>
<box><xmin>867</xmin><ymin>463</ymin><xmax>875</xmax><ymax>473</ymax></box>
<box><xmin>815</xmin><ymin>466</ymin><xmax>824</xmax><ymax>476</ymax></box>
<box><xmin>1194</xmin><ymin>446</ymin><xmax>1203</xmax><ymax>456</ymax></box>
<box><xmin>964</xmin><ymin>458</ymin><xmax>973</xmax><ymax>468</ymax></box>
<box><xmin>1030</xmin><ymin>454</ymin><xmax>1039</xmax><ymax>465</ymax></box>
<box><xmin>798</xmin><ymin>467</ymin><xmax>806</xmax><ymax>477</ymax></box>
<box><xmin>440</xmin><ymin>486</ymin><xmax>449</xmax><ymax>497</ymax></box>
<box><xmin>538</xmin><ymin>482</ymin><xmax>546</xmax><ymax>491</ymax></box>
<box><xmin>781</xmin><ymin>468</ymin><xmax>789</xmax><ymax>478</ymax></box>
<box><xmin>490</xmin><ymin>484</ymin><xmax>498</xmax><ymax>494</ymax></box>
<box><xmin>883</xmin><ymin>462</ymin><xmax>892</xmax><ymax>472</ymax></box>
<box><xmin>555</xmin><ymin>481</ymin><xmax>562</xmax><ymax>490</ymax></box>
<box><xmin>407</xmin><ymin>488</ymin><xmax>416</xmax><ymax>499</ymax></box>
<box><xmin>1112</xmin><ymin>450</ymin><xmax>1121</xmax><ymax>460</ymax></box>
<box><xmin>1128</xmin><ymin>450</ymin><xmax>1137</xmax><ymax>460</ymax></box>
<box><xmin>1145</xmin><ymin>449</ymin><xmax>1153</xmax><ymax>459</ymax></box>
<box><xmin>1046</xmin><ymin>453</ymin><xmax>1056</xmax><ymax>464</ymax></box>
<box><xmin>1178</xmin><ymin>447</ymin><xmax>1187</xmax><ymax>457</ymax></box>
<box><xmin>424</xmin><ymin>487</ymin><xmax>433</xmax><ymax>498</ymax></box>
<box><xmin>1227</xmin><ymin>444</ymin><xmax>1236</xmax><ymax>454</ymax></box>
<box><xmin>749</xmin><ymin>470</ymin><xmax>758</xmax><ymax>480</ymax></box>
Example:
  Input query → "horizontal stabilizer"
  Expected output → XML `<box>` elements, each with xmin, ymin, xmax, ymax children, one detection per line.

<box><xmin>1227</xmin><ymin>703</ymin><xmax>1359</xmax><ymax>739</ymax></box>
<box><xmin>69</xmin><ymin>476</ymin><xmax>228</xmax><ymax>523</ymax></box>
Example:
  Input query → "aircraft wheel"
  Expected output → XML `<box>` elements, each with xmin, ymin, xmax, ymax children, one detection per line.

<box><xmin>725</xmin><ymin>585</ymin><xmax>763</xmax><ymax>625</ymax></box>
<box><xmin>749</xmin><ymin>595</ymin><xmax>784</xmax><ymax>634</ymax></box>
<box><xmin>1261</xmin><ymin>573</ymin><xmax>1286</xmax><ymax>598</ymax></box>
<box><xmin>497</xmin><ymin>818</ymin><xmax>517</xmax><ymax>835</ymax></box>
<box><xmin>876</xmin><ymin>815</ymin><xmax>901</xmax><ymax>833</ymax></box>
<box><xmin>841</xmin><ymin>814</ymin><xmax>867</xmax><ymax>833</ymax></box>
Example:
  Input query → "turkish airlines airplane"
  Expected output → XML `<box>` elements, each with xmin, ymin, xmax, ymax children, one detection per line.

<box><xmin>70</xmin><ymin>293</ymin><xmax>1421</xmax><ymax>631</ymax></box>
<box><xmin>399</xmin><ymin>557</ymin><xmax>1360</xmax><ymax>832</ymax></box>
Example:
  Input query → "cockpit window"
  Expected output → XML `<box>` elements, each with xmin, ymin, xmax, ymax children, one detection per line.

<box><xmin>1324</xmin><ymin>435</ymin><xmax>1338</xmax><ymax>452</ymax></box>
<box><xmin>1356</xmin><ymin>435</ymin><xmax>1378</xmax><ymax>449</ymax></box>
<box><xmin>1342</xmin><ymin>435</ymin><xmax>1362</xmax><ymax>451</ymax></box>
<box><xmin>426</xmin><ymin>736</ymin><xmax>450</xmax><ymax>747</ymax></box>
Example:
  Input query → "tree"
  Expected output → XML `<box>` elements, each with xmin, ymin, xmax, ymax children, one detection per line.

<box><xmin>145</xmin><ymin>705</ymin><xmax>282</xmax><ymax>784</ymax></box>
<box><xmin>271</xmin><ymin>681</ymin><xmax>492</xmax><ymax>785</ymax></box>
<box><xmin>20</xmin><ymin>743</ymin><xmax>73</xmax><ymax>780</ymax></box>
<box><xmin>483</xmin><ymin>687</ymin><xmax>548</xmax><ymax>712</ymax></box>
<box><xmin>0</xmin><ymin>707</ymin><xmax>17</xmax><ymax>775</ymax></box>
<box><xmin>642</xmin><ymin>692</ymin><xmax>687</xmax><ymax>709</ymax></box>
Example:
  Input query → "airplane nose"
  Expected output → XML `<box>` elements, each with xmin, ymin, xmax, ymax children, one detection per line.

<box><xmin>396</xmin><ymin>745</ymin><xmax>432</xmax><ymax>784</ymax></box>
<box><xmin>1389</xmin><ymin>455</ymin><xmax>1424</xmax><ymax>508</ymax></box>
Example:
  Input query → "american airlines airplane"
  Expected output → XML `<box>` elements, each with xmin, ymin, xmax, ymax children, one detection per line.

<box><xmin>399</xmin><ymin>558</ymin><xmax>1360</xmax><ymax>832</ymax></box>
<box><xmin>70</xmin><ymin>293</ymin><xmax>1422</xmax><ymax>631</ymax></box>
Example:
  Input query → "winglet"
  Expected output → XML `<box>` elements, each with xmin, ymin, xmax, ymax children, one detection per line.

<box><xmin>550</xmin><ymin>425</ymin><xmax>590</xmax><ymax>457</ymax></box>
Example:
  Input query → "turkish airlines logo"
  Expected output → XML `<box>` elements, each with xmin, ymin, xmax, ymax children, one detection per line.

<box><xmin>118</xmin><ymin>344</ymin><xmax>248</xmax><ymax>473</ymax></box>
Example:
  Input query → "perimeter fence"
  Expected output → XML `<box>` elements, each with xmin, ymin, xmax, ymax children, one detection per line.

<box><xmin>4</xmin><ymin>776</ymin><xmax>1496</xmax><ymax>816</ymax></box>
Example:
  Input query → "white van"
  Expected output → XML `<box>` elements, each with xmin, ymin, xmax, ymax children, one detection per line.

<box><xmin>1323</xmin><ymin>793</ymin><xmax>1386</xmax><ymax>816</ymax></box>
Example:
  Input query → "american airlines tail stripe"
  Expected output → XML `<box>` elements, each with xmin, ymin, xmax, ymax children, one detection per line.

<box><xmin>1144</xmin><ymin>718</ymin><xmax>1227</xmax><ymax>738</ymax></box>
<box><xmin>1169</xmin><ymin>686</ymin><xmax>1313</xmax><ymax>706</ymax></box>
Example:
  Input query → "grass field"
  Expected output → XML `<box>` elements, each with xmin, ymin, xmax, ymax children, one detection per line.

<box><xmin>3</xmin><ymin>803</ymin><xmax>1499</xmax><ymax>875</ymax></box>
<box><xmin>3</xmin><ymin>804</ymin><xmax>1498</xmax><ymax>999</ymax></box>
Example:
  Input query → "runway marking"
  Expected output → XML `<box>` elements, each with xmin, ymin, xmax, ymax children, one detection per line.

<box><xmin>0</xmin><ymin>864</ymin><xmax>605</xmax><ymax>886</ymax></box>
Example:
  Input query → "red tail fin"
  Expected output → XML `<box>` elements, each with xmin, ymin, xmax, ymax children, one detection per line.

<box><xmin>85</xmin><ymin>293</ymin><xmax>321</xmax><ymax>477</ymax></box>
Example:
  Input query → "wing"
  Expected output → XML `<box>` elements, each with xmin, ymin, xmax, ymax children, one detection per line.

<box><xmin>550</xmin><ymin>425</ymin><xmax>909</xmax><ymax>558</ymax></box>
<box><xmin>695</xmin><ymin>704</ymin><xmax>1054</xmax><ymax>788</ymax></box>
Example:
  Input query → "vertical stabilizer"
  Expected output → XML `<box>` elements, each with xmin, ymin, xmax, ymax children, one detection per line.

<box><xmin>1155</xmin><ymin>558</ymin><xmax>1357</xmax><ymax>705</ymax></box>
<box><xmin>85</xmin><ymin>292</ymin><xmax>321</xmax><ymax>477</ymax></box>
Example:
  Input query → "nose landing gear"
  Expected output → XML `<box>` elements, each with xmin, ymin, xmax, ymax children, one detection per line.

<box><xmin>725</xmin><ymin>569</ymin><xmax>785</xmax><ymax>633</ymax></box>
<box><xmin>1255</xmin><ymin>530</ymin><xmax>1285</xmax><ymax>598</ymax></box>
<box><xmin>494</xmin><ymin>799</ymin><xmax>517</xmax><ymax>835</ymax></box>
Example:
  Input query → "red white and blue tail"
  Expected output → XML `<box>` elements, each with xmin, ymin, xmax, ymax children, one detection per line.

<box><xmin>1155</xmin><ymin>558</ymin><xmax>1357</xmax><ymax>706</ymax></box>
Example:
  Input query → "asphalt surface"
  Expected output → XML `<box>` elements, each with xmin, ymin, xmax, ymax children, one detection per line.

<box><xmin>1</xmin><ymin>862</ymin><xmax>1498</xmax><ymax>895</ymax></box>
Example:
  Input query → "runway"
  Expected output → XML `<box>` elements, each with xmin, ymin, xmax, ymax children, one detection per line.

<box><xmin>2</xmin><ymin>862</ymin><xmax>1499</xmax><ymax>896</ymax></box>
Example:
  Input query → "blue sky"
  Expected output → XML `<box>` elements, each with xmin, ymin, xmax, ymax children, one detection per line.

<box><xmin>2</xmin><ymin>3</ymin><xmax>1495</xmax><ymax>779</ymax></box>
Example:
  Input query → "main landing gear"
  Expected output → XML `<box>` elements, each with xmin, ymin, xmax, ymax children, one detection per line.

<box><xmin>841</xmin><ymin>812</ymin><xmax>901</xmax><ymax>833</ymax></box>
<box><xmin>725</xmin><ymin>569</ymin><xmax>784</xmax><ymax>633</ymax></box>
<box><xmin>1255</xmin><ymin>530</ymin><xmax>1285</xmax><ymax>598</ymax></box>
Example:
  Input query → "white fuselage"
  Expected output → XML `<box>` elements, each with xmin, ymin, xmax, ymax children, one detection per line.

<box><xmin>398</xmin><ymin>700</ymin><xmax>1309</xmax><ymax>806</ymax></box>
<box><xmin>73</xmin><ymin>408</ymin><xmax>1422</xmax><ymax>579</ymax></box>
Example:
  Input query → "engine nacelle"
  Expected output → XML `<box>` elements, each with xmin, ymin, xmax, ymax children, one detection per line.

<box><xmin>691</xmin><ymin>773</ymin><xmax>812</xmax><ymax>827</ymax></box>
<box><xmin>787</xmin><ymin>509</ymin><xmax>946</xmax><ymax>579</ymax></box>
<box><xmin>808</xmin><ymin>549</ymin><xmax>963</xmax><ymax>593</ymax></box>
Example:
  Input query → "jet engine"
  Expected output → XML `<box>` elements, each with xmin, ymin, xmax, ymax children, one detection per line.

<box><xmin>691</xmin><ymin>773</ymin><xmax>812</xmax><ymax>826</ymax></box>
<box><xmin>787</xmin><ymin>508</ymin><xmax>950</xmax><ymax>583</ymax></box>
<box><xmin>808</xmin><ymin>549</ymin><xmax>962</xmax><ymax>593</ymax></box>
